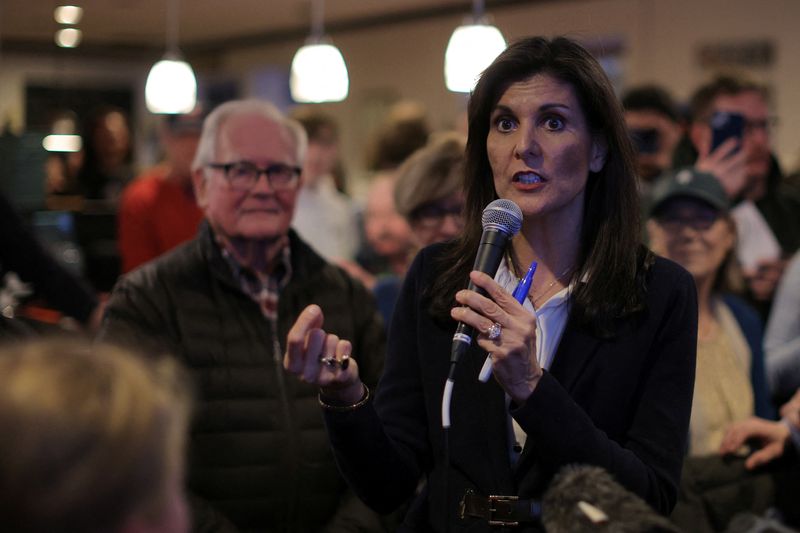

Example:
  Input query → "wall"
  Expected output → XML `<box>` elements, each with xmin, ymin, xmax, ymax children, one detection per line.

<box><xmin>216</xmin><ymin>0</ymin><xmax>800</xmax><ymax>192</ymax></box>
<box><xmin>2</xmin><ymin>0</ymin><xmax>798</xmax><ymax>197</ymax></box>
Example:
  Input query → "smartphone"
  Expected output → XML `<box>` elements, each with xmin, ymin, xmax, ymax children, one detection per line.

<box><xmin>710</xmin><ymin>111</ymin><xmax>745</xmax><ymax>153</ymax></box>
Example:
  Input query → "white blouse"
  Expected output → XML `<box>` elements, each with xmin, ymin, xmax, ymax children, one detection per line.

<box><xmin>494</xmin><ymin>257</ymin><xmax>572</xmax><ymax>463</ymax></box>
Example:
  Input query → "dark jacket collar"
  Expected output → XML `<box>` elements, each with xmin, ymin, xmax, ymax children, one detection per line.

<box><xmin>198</xmin><ymin>221</ymin><xmax>328</xmax><ymax>294</ymax></box>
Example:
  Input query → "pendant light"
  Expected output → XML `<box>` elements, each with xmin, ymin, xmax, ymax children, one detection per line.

<box><xmin>290</xmin><ymin>0</ymin><xmax>349</xmax><ymax>103</ymax></box>
<box><xmin>54</xmin><ymin>5</ymin><xmax>83</xmax><ymax>25</ymax></box>
<box><xmin>145</xmin><ymin>0</ymin><xmax>197</xmax><ymax>114</ymax></box>
<box><xmin>54</xmin><ymin>6</ymin><xmax>83</xmax><ymax>48</ymax></box>
<box><xmin>444</xmin><ymin>0</ymin><xmax>506</xmax><ymax>93</ymax></box>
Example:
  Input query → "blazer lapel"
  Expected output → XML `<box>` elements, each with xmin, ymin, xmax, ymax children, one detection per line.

<box><xmin>547</xmin><ymin>317</ymin><xmax>604</xmax><ymax>391</ymax></box>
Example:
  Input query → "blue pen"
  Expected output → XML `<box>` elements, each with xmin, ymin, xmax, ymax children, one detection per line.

<box><xmin>512</xmin><ymin>261</ymin><xmax>537</xmax><ymax>303</ymax></box>
<box><xmin>478</xmin><ymin>261</ymin><xmax>537</xmax><ymax>382</ymax></box>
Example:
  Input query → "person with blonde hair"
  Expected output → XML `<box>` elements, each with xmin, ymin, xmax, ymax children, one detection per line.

<box><xmin>0</xmin><ymin>339</ymin><xmax>192</xmax><ymax>533</ymax></box>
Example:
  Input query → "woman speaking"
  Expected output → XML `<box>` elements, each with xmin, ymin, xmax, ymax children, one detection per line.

<box><xmin>284</xmin><ymin>36</ymin><xmax>697</xmax><ymax>531</ymax></box>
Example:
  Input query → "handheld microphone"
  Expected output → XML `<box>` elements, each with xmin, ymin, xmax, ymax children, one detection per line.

<box><xmin>450</xmin><ymin>199</ymin><xmax>523</xmax><ymax>367</ymax></box>
<box><xmin>443</xmin><ymin>198</ymin><xmax>522</xmax><ymax>428</ymax></box>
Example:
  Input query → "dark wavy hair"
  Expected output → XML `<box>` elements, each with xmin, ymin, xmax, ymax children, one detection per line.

<box><xmin>430</xmin><ymin>36</ymin><xmax>651</xmax><ymax>336</ymax></box>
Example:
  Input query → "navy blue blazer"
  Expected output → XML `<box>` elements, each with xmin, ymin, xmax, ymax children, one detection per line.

<box><xmin>325</xmin><ymin>243</ymin><xmax>698</xmax><ymax>532</ymax></box>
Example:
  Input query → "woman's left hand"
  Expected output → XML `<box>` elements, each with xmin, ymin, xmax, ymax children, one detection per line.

<box><xmin>450</xmin><ymin>270</ymin><xmax>543</xmax><ymax>404</ymax></box>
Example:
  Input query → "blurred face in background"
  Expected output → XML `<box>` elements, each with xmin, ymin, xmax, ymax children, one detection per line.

<box><xmin>164</xmin><ymin>130</ymin><xmax>201</xmax><ymax>183</ymax></box>
<box><xmin>364</xmin><ymin>176</ymin><xmax>412</xmax><ymax>260</ymax></box>
<box><xmin>94</xmin><ymin>110</ymin><xmax>131</xmax><ymax>169</ymax></box>
<box><xmin>711</xmin><ymin>91</ymin><xmax>772</xmax><ymax>197</ymax></box>
<box><xmin>691</xmin><ymin>90</ymin><xmax>773</xmax><ymax>200</ymax></box>
<box><xmin>624</xmin><ymin>109</ymin><xmax>681</xmax><ymax>183</ymax></box>
<box><xmin>302</xmin><ymin>125</ymin><xmax>339</xmax><ymax>187</ymax></box>
<box><xmin>408</xmin><ymin>193</ymin><xmax>465</xmax><ymax>247</ymax></box>
<box><xmin>647</xmin><ymin>197</ymin><xmax>735</xmax><ymax>288</ymax></box>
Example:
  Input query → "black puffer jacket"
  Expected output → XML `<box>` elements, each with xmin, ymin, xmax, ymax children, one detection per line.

<box><xmin>101</xmin><ymin>224</ymin><xmax>386</xmax><ymax>532</ymax></box>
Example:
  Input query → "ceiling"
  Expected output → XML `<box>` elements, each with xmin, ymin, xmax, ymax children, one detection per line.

<box><xmin>0</xmin><ymin>0</ymin><xmax>534</xmax><ymax>58</ymax></box>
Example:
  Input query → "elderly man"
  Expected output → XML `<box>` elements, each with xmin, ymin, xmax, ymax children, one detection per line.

<box><xmin>100</xmin><ymin>100</ymin><xmax>386</xmax><ymax>532</ymax></box>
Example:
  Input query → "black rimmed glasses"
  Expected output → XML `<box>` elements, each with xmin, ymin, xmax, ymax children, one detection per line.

<box><xmin>207</xmin><ymin>161</ymin><xmax>302</xmax><ymax>191</ymax></box>
<box><xmin>742</xmin><ymin>116</ymin><xmax>778</xmax><ymax>135</ymax></box>
<box><xmin>410</xmin><ymin>201</ymin><xmax>465</xmax><ymax>230</ymax></box>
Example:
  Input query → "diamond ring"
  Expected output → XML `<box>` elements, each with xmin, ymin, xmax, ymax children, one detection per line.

<box><xmin>486</xmin><ymin>322</ymin><xmax>502</xmax><ymax>341</ymax></box>
<box><xmin>319</xmin><ymin>356</ymin><xmax>338</xmax><ymax>368</ymax></box>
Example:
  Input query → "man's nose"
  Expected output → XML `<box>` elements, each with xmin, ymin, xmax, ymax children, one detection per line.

<box><xmin>675</xmin><ymin>221</ymin><xmax>702</xmax><ymax>239</ymax></box>
<box><xmin>250</xmin><ymin>171</ymin><xmax>274</xmax><ymax>194</ymax></box>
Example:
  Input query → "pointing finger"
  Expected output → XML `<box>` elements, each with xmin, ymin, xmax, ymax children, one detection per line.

<box><xmin>285</xmin><ymin>305</ymin><xmax>324</xmax><ymax>374</ymax></box>
<box><xmin>297</xmin><ymin>328</ymin><xmax>326</xmax><ymax>381</ymax></box>
<box><xmin>305</xmin><ymin>333</ymin><xmax>339</xmax><ymax>383</ymax></box>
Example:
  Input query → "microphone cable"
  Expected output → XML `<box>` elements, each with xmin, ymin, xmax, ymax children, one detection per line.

<box><xmin>438</xmin><ymin>199</ymin><xmax>522</xmax><ymax>532</ymax></box>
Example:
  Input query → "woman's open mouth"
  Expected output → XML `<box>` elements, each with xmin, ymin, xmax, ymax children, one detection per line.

<box><xmin>513</xmin><ymin>171</ymin><xmax>545</xmax><ymax>184</ymax></box>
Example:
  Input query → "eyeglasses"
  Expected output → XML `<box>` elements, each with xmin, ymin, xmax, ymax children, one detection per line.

<box><xmin>207</xmin><ymin>161</ymin><xmax>302</xmax><ymax>191</ymax></box>
<box><xmin>655</xmin><ymin>211</ymin><xmax>720</xmax><ymax>232</ymax></box>
<box><xmin>410</xmin><ymin>202</ymin><xmax>465</xmax><ymax>229</ymax></box>
<box><xmin>741</xmin><ymin>117</ymin><xmax>778</xmax><ymax>135</ymax></box>
<box><xmin>705</xmin><ymin>116</ymin><xmax>778</xmax><ymax>135</ymax></box>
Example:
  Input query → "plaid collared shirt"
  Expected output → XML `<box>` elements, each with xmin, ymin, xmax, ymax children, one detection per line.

<box><xmin>216</xmin><ymin>234</ymin><xmax>292</xmax><ymax>321</ymax></box>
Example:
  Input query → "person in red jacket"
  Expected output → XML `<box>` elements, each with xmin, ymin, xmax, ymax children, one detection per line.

<box><xmin>118</xmin><ymin>111</ymin><xmax>204</xmax><ymax>273</ymax></box>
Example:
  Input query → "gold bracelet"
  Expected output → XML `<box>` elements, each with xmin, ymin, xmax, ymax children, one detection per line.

<box><xmin>318</xmin><ymin>384</ymin><xmax>370</xmax><ymax>412</ymax></box>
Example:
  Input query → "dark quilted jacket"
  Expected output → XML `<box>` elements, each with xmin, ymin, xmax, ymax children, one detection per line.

<box><xmin>100</xmin><ymin>223</ymin><xmax>386</xmax><ymax>532</ymax></box>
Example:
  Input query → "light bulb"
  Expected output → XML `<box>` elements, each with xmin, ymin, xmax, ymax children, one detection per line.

<box><xmin>290</xmin><ymin>43</ymin><xmax>349</xmax><ymax>103</ymax></box>
<box><xmin>54</xmin><ymin>5</ymin><xmax>83</xmax><ymax>25</ymax></box>
<box><xmin>445</xmin><ymin>23</ymin><xmax>506</xmax><ymax>93</ymax></box>
<box><xmin>55</xmin><ymin>28</ymin><xmax>82</xmax><ymax>48</ymax></box>
<box><xmin>145</xmin><ymin>58</ymin><xmax>198</xmax><ymax>114</ymax></box>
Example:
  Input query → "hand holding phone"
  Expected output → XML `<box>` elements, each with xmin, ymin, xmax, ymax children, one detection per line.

<box><xmin>710</xmin><ymin>111</ymin><xmax>745</xmax><ymax>153</ymax></box>
<box><xmin>695</xmin><ymin>111</ymin><xmax>748</xmax><ymax>198</ymax></box>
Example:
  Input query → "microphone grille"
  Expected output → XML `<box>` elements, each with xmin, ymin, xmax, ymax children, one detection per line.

<box><xmin>481</xmin><ymin>199</ymin><xmax>523</xmax><ymax>236</ymax></box>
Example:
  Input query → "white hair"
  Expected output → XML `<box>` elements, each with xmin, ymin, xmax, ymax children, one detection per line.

<box><xmin>191</xmin><ymin>99</ymin><xmax>308</xmax><ymax>175</ymax></box>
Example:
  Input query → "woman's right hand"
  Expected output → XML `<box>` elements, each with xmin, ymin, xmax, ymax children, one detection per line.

<box><xmin>450</xmin><ymin>271</ymin><xmax>542</xmax><ymax>405</ymax></box>
<box><xmin>284</xmin><ymin>304</ymin><xmax>365</xmax><ymax>405</ymax></box>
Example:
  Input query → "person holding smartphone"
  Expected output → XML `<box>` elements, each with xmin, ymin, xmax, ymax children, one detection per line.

<box><xmin>674</xmin><ymin>75</ymin><xmax>800</xmax><ymax>317</ymax></box>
